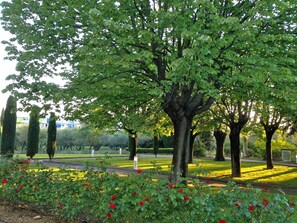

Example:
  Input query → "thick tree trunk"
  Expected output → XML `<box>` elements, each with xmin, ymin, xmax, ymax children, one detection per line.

<box><xmin>213</xmin><ymin>130</ymin><xmax>226</xmax><ymax>161</ymax></box>
<box><xmin>171</xmin><ymin>116</ymin><xmax>192</xmax><ymax>183</ymax></box>
<box><xmin>229</xmin><ymin>126</ymin><xmax>241</xmax><ymax>177</ymax></box>
<box><xmin>265</xmin><ymin>130</ymin><xmax>275</xmax><ymax>169</ymax></box>
<box><xmin>128</xmin><ymin>131</ymin><xmax>137</xmax><ymax>160</ymax></box>
<box><xmin>242</xmin><ymin>135</ymin><xmax>249</xmax><ymax>157</ymax></box>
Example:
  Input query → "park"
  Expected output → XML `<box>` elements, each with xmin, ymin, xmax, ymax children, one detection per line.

<box><xmin>0</xmin><ymin>0</ymin><xmax>297</xmax><ymax>222</ymax></box>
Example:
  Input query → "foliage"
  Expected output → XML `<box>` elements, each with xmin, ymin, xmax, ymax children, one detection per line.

<box><xmin>0</xmin><ymin>158</ymin><xmax>296</xmax><ymax>223</ymax></box>
<box><xmin>0</xmin><ymin>95</ymin><xmax>17</xmax><ymax>158</ymax></box>
<box><xmin>26</xmin><ymin>107</ymin><xmax>40</xmax><ymax>158</ymax></box>
<box><xmin>254</xmin><ymin>139</ymin><xmax>297</xmax><ymax>161</ymax></box>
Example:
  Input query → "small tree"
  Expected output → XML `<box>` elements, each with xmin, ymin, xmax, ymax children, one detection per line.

<box><xmin>26</xmin><ymin>106</ymin><xmax>40</xmax><ymax>159</ymax></box>
<box><xmin>1</xmin><ymin>96</ymin><xmax>17</xmax><ymax>158</ymax></box>
<box><xmin>47</xmin><ymin>112</ymin><xmax>57</xmax><ymax>161</ymax></box>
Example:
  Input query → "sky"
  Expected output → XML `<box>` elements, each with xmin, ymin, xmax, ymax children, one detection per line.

<box><xmin>0</xmin><ymin>21</ymin><xmax>16</xmax><ymax>110</ymax></box>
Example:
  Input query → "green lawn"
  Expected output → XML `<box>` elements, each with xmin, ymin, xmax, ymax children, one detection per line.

<box><xmin>55</xmin><ymin>156</ymin><xmax>297</xmax><ymax>187</ymax></box>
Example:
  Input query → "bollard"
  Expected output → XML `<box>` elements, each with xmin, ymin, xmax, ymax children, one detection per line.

<box><xmin>91</xmin><ymin>149</ymin><xmax>95</xmax><ymax>157</ymax></box>
<box><xmin>134</xmin><ymin>156</ymin><xmax>138</xmax><ymax>170</ymax></box>
<box><xmin>119</xmin><ymin>148</ymin><xmax>122</xmax><ymax>155</ymax></box>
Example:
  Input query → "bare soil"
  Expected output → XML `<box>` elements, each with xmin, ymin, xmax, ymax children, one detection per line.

<box><xmin>0</xmin><ymin>200</ymin><xmax>60</xmax><ymax>223</ymax></box>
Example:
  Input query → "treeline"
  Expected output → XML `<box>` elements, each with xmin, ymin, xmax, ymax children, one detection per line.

<box><xmin>14</xmin><ymin>126</ymin><xmax>175</xmax><ymax>152</ymax></box>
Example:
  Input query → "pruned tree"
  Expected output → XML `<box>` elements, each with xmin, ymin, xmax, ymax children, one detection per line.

<box><xmin>2</xmin><ymin>1</ymin><xmax>297</xmax><ymax>181</ymax></box>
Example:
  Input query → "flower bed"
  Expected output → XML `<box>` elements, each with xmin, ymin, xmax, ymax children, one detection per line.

<box><xmin>0</xmin><ymin>158</ymin><xmax>296</xmax><ymax>222</ymax></box>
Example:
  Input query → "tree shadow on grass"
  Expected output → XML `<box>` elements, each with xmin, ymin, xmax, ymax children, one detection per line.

<box><xmin>241</xmin><ymin>168</ymin><xmax>297</xmax><ymax>186</ymax></box>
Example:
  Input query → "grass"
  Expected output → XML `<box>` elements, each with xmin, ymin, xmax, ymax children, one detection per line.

<box><xmin>55</xmin><ymin>156</ymin><xmax>297</xmax><ymax>188</ymax></box>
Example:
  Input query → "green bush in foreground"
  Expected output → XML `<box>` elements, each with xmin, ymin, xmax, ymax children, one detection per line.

<box><xmin>0</xmin><ymin>158</ymin><xmax>296</xmax><ymax>223</ymax></box>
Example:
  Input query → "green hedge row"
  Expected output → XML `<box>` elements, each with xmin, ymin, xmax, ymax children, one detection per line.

<box><xmin>136</xmin><ymin>148</ymin><xmax>173</xmax><ymax>154</ymax></box>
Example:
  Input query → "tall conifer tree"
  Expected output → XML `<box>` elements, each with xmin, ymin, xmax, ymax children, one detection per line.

<box><xmin>1</xmin><ymin>96</ymin><xmax>17</xmax><ymax>157</ymax></box>
<box><xmin>26</xmin><ymin>106</ymin><xmax>40</xmax><ymax>159</ymax></box>
<box><xmin>47</xmin><ymin>112</ymin><xmax>56</xmax><ymax>161</ymax></box>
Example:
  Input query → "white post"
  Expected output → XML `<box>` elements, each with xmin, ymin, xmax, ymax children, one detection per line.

<box><xmin>119</xmin><ymin>148</ymin><xmax>122</xmax><ymax>155</ymax></box>
<box><xmin>91</xmin><ymin>149</ymin><xmax>95</xmax><ymax>157</ymax></box>
<box><xmin>134</xmin><ymin>156</ymin><xmax>138</xmax><ymax>170</ymax></box>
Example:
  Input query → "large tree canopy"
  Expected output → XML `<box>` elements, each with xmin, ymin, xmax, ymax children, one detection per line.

<box><xmin>1</xmin><ymin>0</ymin><xmax>297</xmax><ymax>181</ymax></box>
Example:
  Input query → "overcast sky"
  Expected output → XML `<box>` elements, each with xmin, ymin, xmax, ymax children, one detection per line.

<box><xmin>0</xmin><ymin>22</ymin><xmax>16</xmax><ymax>110</ymax></box>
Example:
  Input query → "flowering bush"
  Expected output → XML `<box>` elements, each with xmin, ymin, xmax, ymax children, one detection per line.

<box><xmin>0</xmin><ymin>158</ymin><xmax>296</xmax><ymax>222</ymax></box>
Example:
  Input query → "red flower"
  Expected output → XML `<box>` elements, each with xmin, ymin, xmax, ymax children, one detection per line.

<box><xmin>132</xmin><ymin>191</ymin><xmax>137</xmax><ymax>196</ymax></box>
<box><xmin>58</xmin><ymin>202</ymin><xmax>62</xmax><ymax>209</ymax></box>
<box><xmin>110</xmin><ymin>203</ymin><xmax>116</xmax><ymax>209</ymax></box>
<box><xmin>137</xmin><ymin>169</ymin><xmax>142</xmax><ymax>174</ymax></box>
<box><xmin>219</xmin><ymin>220</ymin><xmax>226</xmax><ymax>223</ymax></box>
<box><xmin>2</xmin><ymin>179</ymin><xmax>7</xmax><ymax>184</ymax></box>
<box><xmin>139</xmin><ymin>201</ymin><xmax>144</xmax><ymax>206</ymax></box>
<box><xmin>145</xmin><ymin>197</ymin><xmax>150</xmax><ymax>202</ymax></box>
<box><xmin>34</xmin><ymin>187</ymin><xmax>37</xmax><ymax>192</ymax></box>
<box><xmin>184</xmin><ymin>195</ymin><xmax>190</xmax><ymax>201</ymax></box>
<box><xmin>249</xmin><ymin>205</ymin><xmax>255</xmax><ymax>211</ymax></box>
<box><xmin>206</xmin><ymin>178</ymin><xmax>211</xmax><ymax>184</ymax></box>
<box><xmin>169</xmin><ymin>183</ymin><xmax>174</xmax><ymax>189</ymax></box>
<box><xmin>84</xmin><ymin>183</ymin><xmax>90</xmax><ymax>188</ymax></box>
<box><xmin>263</xmin><ymin>198</ymin><xmax>268</xmax><ymax>207</ymax></box>
<box><xmin>234</xmin><ymin>201</ymin><xmax>241</xmax><ymax>207</ymax></box>
<box><xmin>19</xmin><ymin>185</ymin><xmax>23</xmax><ymax>190</ymax></box>
<box><xmin>15</xmin><ymin>189</ymin><xmax>19</xmax><ymax>193</ymax></box>
<box><xmin>178</xmin><ymin>189</ymin><xmax>183</xmax><ymax>193</ymax></box>
<box><xmin>111</xmin><ymin>195</ymin><xmax>117</xmax><ymax>200</ymax></box>
<box><xmin>106</xmin><ymin>213</ymin><xmax>112</xmax><ymax>218</ymax></box>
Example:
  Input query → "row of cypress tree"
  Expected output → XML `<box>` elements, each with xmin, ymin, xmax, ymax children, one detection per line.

<box><xmin>0</xmin><ymin>96</ymin><xmax>57</xmax><ymax>160</ymax></box>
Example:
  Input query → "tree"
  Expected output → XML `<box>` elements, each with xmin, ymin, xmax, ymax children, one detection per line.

<box><xmin>1</xmin><ymin>95</ymin><xmax>17</xmax><ymax>157</ymax></box>
<box><xmin>26</xmin><ymin>106</ymin><xmax>40</xmax><ymax>159</ymax></box>
<box><xmin>2</xmin><ymin>1</ymin><xmax>297</xmax><ymax>181</ymax></box>
<box><xmin>47</xmin><ymin>112</ymin><xmax>57</xmax><ymax>161</ymax></box>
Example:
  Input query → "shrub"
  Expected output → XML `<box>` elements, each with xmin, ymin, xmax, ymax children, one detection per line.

<box><xmin>0</xmin><ymin>158</ymin><xmax>296</xmax><ymax>223</ymax></box>
<box><xmin>254</xmin><ymin>139</ymin><xmax>297</xmax><ymax>161</ymax></box>
<box><xmin>137</xmin><ymin>148</ymin><xmax>173</xmax><ymax>154</ymax></box>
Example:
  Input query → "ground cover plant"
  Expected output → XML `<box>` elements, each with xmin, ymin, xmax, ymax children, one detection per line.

<box><xmin>1</xmin><ymin>158</ymin><xmax>296</xmax><ymax>223</ymax></box>
<box><xmin>57</xmin><ymin>157</ymin><xmax>297</xmax><ymax>187</ymax></box>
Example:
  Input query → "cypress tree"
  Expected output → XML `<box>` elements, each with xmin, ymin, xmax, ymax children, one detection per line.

<box><xmin>47</xmin><ymin>112</ymin><xmax>57</xmax><ymax>161</ymax></box>
<box><xmin>26</xmin><ymin>106</ymin><xmax>40</xmax><ymax>159</ymax></box>
<box><xmin>1</xmin><ymin>96</ymin><xmax>17</xmax><ymax>158</ymax></box>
